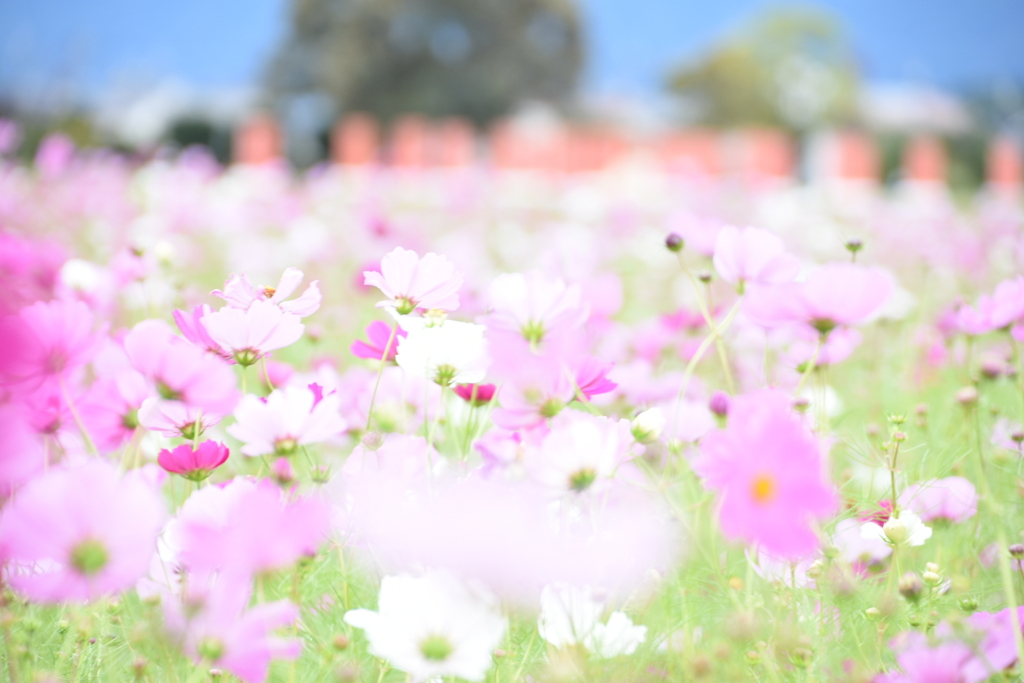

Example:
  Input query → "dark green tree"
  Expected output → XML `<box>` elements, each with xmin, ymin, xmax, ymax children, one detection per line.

<box><xmin>265</xmin><ymin>0</ymin><xmax>585</xmax><ymax>127</ymax></box>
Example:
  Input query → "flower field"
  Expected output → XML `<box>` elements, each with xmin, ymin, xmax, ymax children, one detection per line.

<box><xmin>2</xmin><ymin>136</ymin><xmax>1024</xmax><ymax>683</ymax></box>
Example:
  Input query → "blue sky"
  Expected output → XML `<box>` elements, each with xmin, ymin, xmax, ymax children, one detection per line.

<box><xmin>1</xmin><ymin>0</ymin><xmax>1022</xmax><ymax>99</ymax></box>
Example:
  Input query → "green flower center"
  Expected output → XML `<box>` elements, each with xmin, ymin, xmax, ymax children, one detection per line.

<box><xmin>568</xmin><ymin>467</ymin><xmax>597</xmax><ymax>492</ymax></box>
<box><xmin>396</xmin><ymin>297</ymin><xmax>417</xmax><ymax>316</ymax></box>
<box><xmin>198</xmin><ymin>636</ymin><xmax>225</xmax><ymax>662</ymax></box>
<box><xmin>234</xmin><ymin>348</ymin><xmax>260</xmax><ymax>367</ymax></box>
<box><xmin>70</xmin><ymin>538</ymin><xmax>109</xmax><ymax>576</ymax></box>
<box><xmin>157</xmin><ymin>380</ymin><xmax>183</xmax><ymax>401</ymax></box>
<box><xmin>434</xmin><ymin>364</ymin><xmax>458</xmax><ymax>388</ymax></box>
<box><xmin>274</xmin><ymin>437</ymin><xmax>299</xmax><ymax>457</ymax></box>
<box><xmin>420</xmin><ymin>634</ymin><xmax>453</xmax><ymax>662</ymax></box>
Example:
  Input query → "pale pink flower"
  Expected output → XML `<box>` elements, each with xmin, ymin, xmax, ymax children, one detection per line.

<box><xmin>0</xmin><ymin>404</ymin><xmax>46</xmax><ymax>498</ymax></box>
<box><xmin>876</xmin><ymin>632</ymin><xmax>973</xmax><ymax>683</ymax></box>
<box><xmin>124</xmin><ymin>320</ymin><xmax>239</xmax><ymax>436</ymax></box>
<box><xmin>364</xmin><ymin>247</ymin><xmax>464</xmax><ymax>314</ymax></box>
<box><xmin>899</xmin><ymin>477</ymin><xmax>978</xmax><ymax>524</ymax></box>
<box><xmin>0</xmin><ymin>460</ymin><xmax>165</xmax><ymax>602</ymax></box>
<box><xmin>79</xmin><ymin>370</ymin><xmax>150</xmax><ymax>453</ymax></box>
<box><xmin>831</xmin><ymin>517</ymin><xmax>891</xmax><ymax>564</ymax></box>
<box><xmin>173</xmin><ymin>304</ymin><xmax>231</xmax><ymax>360</ymax></box>
<box><xmin>177</xmin><ymin>478</ymin><xmax>329</xmax><ymax>578</ymax></box>
<box><xmin>693</xmin><ymin>389</ymin><xmax>838</xmax><ymax>558</ymax></box>
<box><xmin>228</xmin><ymin>384</ymin><xmax>347</xmax><ymax>457</ymax></box>
<box><xmin>989</xmin><ymin>276</ymin><xmax>1024</xmax><ymax>330</ymax></box>
<box><xmin>712</xmin><ymin>226</ymin><xmax>800</xmax><ymax>290</ymax></box>
<box><xmin>163</xmin><ymin>576</ymin><xmax>300</xmax><ymax>683</ymax></box>
<box><xmin>212</xmin><ymin>267</ymin><xmax>321</xmax><ymax>317</ymax></box>
<box><xmin>745</xmin><ymin>264</ymin><xmax>894</xmax><ymax>335</ymax></box>
<box><xmin>992</xmin><ymin>418</ymin><xmax>1024</xmax><ymax>454</ymax></box>
<box><xmin>201</xmin><ymin>299</ymin><xmax>305</xmax><ymax>366</ymax></box>
<box><xmin>485</xmin><ymin>271</ymin><xmax>587</xmax><ymax>344</ymax></box>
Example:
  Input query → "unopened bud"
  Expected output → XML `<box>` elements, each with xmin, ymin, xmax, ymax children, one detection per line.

<box><xmin>631</xmin><ymin>408</ymin><xmax>665</xmax><ymax>444</ymax></box>
<box><xmin>1009</xmin><ymin>544</ymin><xmax>1024</xmax><ymax>559</ymax></box>
<box><xmin>1012</xmin><ymin>431</ymin><xmax>1024</xmax><ymax>445</ymax></box>
<box><xmin>956</xmin><ymin>386</ymin><xmax>979</xmax><ymax>405</ymax></box>
<box><xmin>959</xmin><ymin>597</ymin><xmax>979</xmax><ymax>613</ymax></box>
<box><xmin>845</xmin><ymin>239</ymin><xmax>863</xmax><ymax>254</ymax></box>
<box><xmin>922</xmin><ymin>571</ymin><xmax>941</xmax><ymax>586</ymax></box>
<box><xmin>882</xmin><ymin>517</ymin><xmax>909</xmax><ymax>545</ymax></box>
<box><xmin>925</xmin><ymin>562</ymin><xmax>939</xmax><ymax>574</ymax></box>
<box><xmin>888</xmin><ymin>414</ymin><xmax>906</xmax><ymax>425</ymax></box>
<box><xmin>709</xmin><ymin>390</ymin><xmax>730</xmax><ymax>419</ymax></box>
<box><xmin>332</xmin><ymin>634</ymin><xmax>349</xmax><ymax>651</ymax></box>
<box><xmin>361</xmin><ymin>431</ymin><xmax>384</xmax><ymax>450</ymax></box>
<box><xmin>697</xmin><ymin>270</ymin><xmax>713</xmax><ymax>284</ymax></box>
<box><xmin>893</xmin><ymin>431</ymin><xmax>907</xmax><ymax>443</ymax></box>
<box><xmin>864</xmin><ymin>607</ymin><xmax>882</xmax><ymax>622</ymax></box>
<box><xmin>272</xmin><ymin>458</ymin><xmax>294</xmax><ymax>486</ymax></box>
<box><xmin>665</xmin><ymin>233</ymin><xmax>684</xmax><ymax>252</ymax></box>
<box><xmin>792</xmin><ymin>396</ymin><xmax>810</xmax><ymax>413</ymax></box>
<box><xmin>899</xmin><ymin>572</ymin><xmax>924</xmax><ymax>601</ymax></box>
<box><xmin>806</xmin><ymin>560</ymin><xmax>825</xmax><ymax>579</ymax></box>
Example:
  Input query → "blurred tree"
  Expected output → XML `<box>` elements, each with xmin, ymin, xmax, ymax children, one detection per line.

<box><xmin>265</xmin><ymin>0</ymin><xmax>585</xmax><ymax>127</ymax></box>
<box><xmin>666</xmin><ymin>8</ymin><xmax>860</xmax><ymax>131</ymax></box>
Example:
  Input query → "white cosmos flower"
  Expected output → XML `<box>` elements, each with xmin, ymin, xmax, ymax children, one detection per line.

<box><xmin>395</xmin><ymin>319</ymin><xmax>489</xmax><ymax>387</ymax></box>
<box><xmin>228</xmin><ymin>385</ymin><xmax>347</xmax><ymax>457</ymax></box>
<box><xmin>344</xmin><ymin>572</ymin><xmax>506</xmax><ymax>682</ymax></box>
<box><xmin>860</xmin><ymin>509</ymin><xmax>932</xmax><ymax>548</ymax></box>
<box><xmin>538</xmin><ymin>584</ymin><xmax>646</xmax><ymax>658</ymax></box>
<box><xmin>832</xmin><ymin>517</ymin><xmax>892</xmax><ymax>564</ymax></box>
<box><xmin>486</xmin><ymin>271</ymin><xmax>586</xmax><ymax>344</ymax></box>
<box><xmin>529</xmin><ymin>411</ymin><xmax>637</xmax><ymax>495</ymax></box>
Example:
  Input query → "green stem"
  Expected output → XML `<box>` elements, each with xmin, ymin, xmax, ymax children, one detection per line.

<box><xmin>365</xmin><ymin>322</ymin><xmax>399</xmax><ymax>431</ymax></box>
<box><xmin>794</xmin><ymin>333</ymin><xmax>826</xmax><ymax>396</ymax></box>
<box><xmin>677</xmin><ymin>255</ymin><xmax>736</xmax><ymax>393</ymax></box>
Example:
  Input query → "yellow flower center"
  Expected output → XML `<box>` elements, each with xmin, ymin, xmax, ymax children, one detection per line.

<box><xmin>750</xmin><ymin>474</ymin><xmax>777</xmax><ymax>505</ymax></box>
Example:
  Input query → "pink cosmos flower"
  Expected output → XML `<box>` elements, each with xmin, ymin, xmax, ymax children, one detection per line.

<box><xmin>899</xmin><ymin>477</ymin><xmax>978</xmax><ymax>524</ymax></box>
<box><xmin>745</xmin><ymin>264</ymin><xmax>894</xmax><ymax>335</ymax></box>
<box><xmin>954</xmin><ymin>297</ymin><xmax>998</xmax><ymax>336</ymax></box>
<box><xmin>571</xmin><ymin>356</ymin><xmax>618</xmax><ymax>401</ymax></box>
<box><xmin>0</xmin><ymin>404</ymin><xmax>46</xmax><ymax>498</ymax></box>
<box><xmin>124</xmin><ymin>320</ymin><xmax>239</xmax><ymax>436</ymax></box>
<box><xmin>228</xmin><ymin>384</ymin><xmax>347</xmax><ymax>457</ymax></box>
<box><xmin>178</xmin><ymin>479</ymin><xmax>329</xmax><ymax>578</ymax></box>
<box><xmin>364</xmin><ymin>247</ymin><xmax>464</xmax><ymax>314</ymax></box>
<box><xmin>201</xmin><ymin>299</ymin><xmax>305</xmax><ymax>366</ymax></box>
<box><xmin>0</xmin><ymin>460</ymin><xmax>165</xmax><ymax>602</ymax></box>
<box><xmin>693</xmin><ymin>389</ymin><xmax>838</xmax><ymax>558</ymax></box>
<box><xmin>158</xmin><ymin>441</ymin><xmax>230</xmax><ymax>482</ymax></box>
<box><xmin>163</xmin><ymin>576</ymin><xmax>301</xmax><ymax>683</ymax></box>
<box><xmin>2</xmin><ymin>299</ymin><xmax>103</xmax><ymax>391</ymax></box>
<box><xmin>173</xmin><ymin>304</ymin><xmax>232</xmax><ymax>360</ymax></box>
<box><xmin>212</xmin><ymin>267</ymin><xmax>321</xmax><ymax>317</ymax></box>
<box><xmin>958</xmin><ymin>607</ymin><xmax>1024</xmax><ymax>683</ymax></box>
<box><xmin>526</xmin><ymin>411</ymin><xmax>639</xmax><ymax>496</ymax></box>
<box><xmin>485</xmin><ymin>271</ymin><xmax>587</xmax><ymax>345</ymax></box>
<box><xmin>989</xmin><ymin>276</ymin><xmax>1024</xmax><ymax>330</ymax></box>
<box><xmin>712</xmin><ymin>226</ymin><xmax>800</xmax><ymax>290</ymax></box>
<box><xmin>79</xmin><ymin>370</ymin><xmax>150</xmax><ymax>453</ymax></box>
<box><xmin>350</xmin><ymin>320</ymin><xmax>407</xmax><ymax>361</ymax></box>
<box><xmin>876</xmin><ymin>632</ymin><xmax>973</xmax><ymax>683</ymax></box>
<box><xmin>992</xmin><ymin>418</ymin><xmax>1024</xmax><ymax>454</ymax></box>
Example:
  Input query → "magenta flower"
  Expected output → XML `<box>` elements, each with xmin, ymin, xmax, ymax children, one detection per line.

<box><xmin>693</xmin><ymin>389</ymin><xmax>838</xmax><ymax>558</ymax></box>
<box><xmin>363</xmin><ymin>247</ymin><xmax>464</xmax><ymax>314</ymax></box>
<box><xmin>453</xmin><ymin>383</ymin><xmax>497</xmax><ymax>406</ymax></box>
<box><xmin>350</xmin><ymin>320</ymin><xmax>407</xmax><ymax>361</ymax></box>
<box><xmin>899</xmin><ymin>477</ymin><xmax>978</xmax><ymax>524</ymax></box>
<box><xmin>0</xmin><ymin>460</ymin><xmax>165</xmax><ymax>602</ymax></box>
<box><xmin>212</xmin><ymin>267</ymin><xmax>321</xmax><ymax>317</ymax></box>
<box><xmin>712</xmin><ymin>226</ymin><xmax>800</xmax><ymax>290</ymax></box>
<box><xmin>200</xmin><ymin>299</ymin><xmax>305</xmax><ymax>366</ymax></box>
<box><xmin>178</xmin><ymin>479</ymin><xmax>329</xmax><ymax>577</ymax></box>
<box><xmin>163</xmin><ymin>577</ymin><xmax>300</xmax><ymax>683</ymax></box>
<box><xmin>2</xmin><ymin>299</ymin><xmax>103</xmax><ymax>391</ymax></box>
<box><xmin>745</xmin><ymin>263</ymin><xmax>893</xmax><ymax>335</ymax></box>
<box><xmin>158</xmin><ymin>441</ymin><xmax>230</xmax><ymax>482</ymax></box>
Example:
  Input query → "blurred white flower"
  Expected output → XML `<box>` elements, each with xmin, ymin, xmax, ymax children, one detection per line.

<box><xmin>396</xmin><ymin>320</ymin><xmax>489</xmax><ymax>387</ymax></box>
<box><xmin>538</xmin><ymin>584</ymin><xmax>646</xmax><ymax>658</ymax></box>
<box><xmin>861</xmin><ymin>510</ymin><xmax>932</xmax><ymax>548</ymax></box>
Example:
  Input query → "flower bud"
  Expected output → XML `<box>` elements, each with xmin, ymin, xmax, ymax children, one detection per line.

<box><xmin>665</xmin><ymin>233</ymin><xmax>684</xmax><ymax>252</ymax></box>
<box><xmin>697</xmin><ymin>270</ymin><xmax>713</xmax><ymax>284</ymax></box>
<box><xmin>864</xmin><ymin>607</ymin><xmax>882</xmax><ymax>622</ymax></box>
<box><xmin>959</xmin><ymin>597</ymin><xmax>979</xmax><ymax>613</ymax></box>
<box><xmin>332</xmin><ymin>634</ymin><xmax>350</xmax><ymax>651</ymax></box>
<box><xmin>925</xmin><ymin>562</ymin><xmax>939</xmax><ymax>573</ymax></box>
<box><xmin>882</xmin><ymin>517</ymin><xmax>909</xmax><ymax>545</ymax></box>
<box><xmin>956</xmin><ymin>386</ymin><xmax>979</xmax><ymax>405</ymax></box>
<box><xmin>899</xmin><ymin>572</ymin><xmax>924</xmax><ymax>602</ymax></box>
<box><xmin>631</xmin><ymin>408</ymin><xmax>665</xmax><ymax>444</ymax></box>
<box><xmin>845</xmin><ymin>239</ymin><xmax>863</xmax><ymax>255</ymax></box>
<box><xmin>892</xmin><ymin>431</ymin><xmax>907</xmax><ymax>443</ymax></box>
<box><xmin>922</xmin><ymin>571</ymin><xmax>941</xmax><ymax>586</ymax></box>
<box><xmin>709</xmin><ymin>391</ymin><xmax>730</xmax><ymax>419</ymax></box>
<box><xmin>1010</xmin><ymin>544</ymin><xmax>1024</xmax><ymax>559</ymax></box>
<box><xmin>272</xmin><ymin>458</ymin><xmax>295</xmax><ymax>486</ymax></box>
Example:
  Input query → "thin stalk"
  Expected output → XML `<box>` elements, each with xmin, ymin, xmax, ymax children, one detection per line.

<box><xmin>60</xmin><ymin>375</ymin><xmax>97</xmax><ymax>456</ymax></box>
<box><xmin>794</xmin><ymin>333</ymin><xmax>826</xmax><ymax>396</ymax></box>
<box><xmin>677</xmin><ymin>255</ymin><xmax>736</xmax><ymax>394</ymax></box>
<box><xmin>365</xmin><ymin>322</ymin><xmax>399</xmax><ymax>431</ymax></box>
